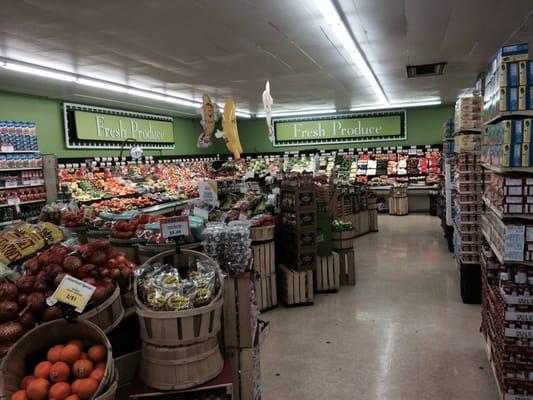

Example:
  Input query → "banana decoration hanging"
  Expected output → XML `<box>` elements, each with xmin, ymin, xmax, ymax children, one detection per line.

<box><xmin>197</xmin><ymin>94</ymin><xmax>219</xmax><ymax>148</ymax></box>
<box><xmin>215</xmin><ymin>98</ymin><xmax>243</xmax><ymax>159</ymax></box>
<box><xmin>262</xmin><ymin>81</ymin><xmax>274</xmax><ymax>143</ymax></box>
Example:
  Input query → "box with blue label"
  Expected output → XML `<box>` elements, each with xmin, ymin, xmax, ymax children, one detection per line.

<box><xmin>499</xmin><ymin>43</ymin><xmax>529</xmax><ymax>62</ymax></box>
<box><xmin>500</xmin><ymin>87</ymin><xmax>520</xmax><ymax>111</ymax></box>
<box><xmin>501</xmin><ymin>119</ymin><xmax>524</xmax><ymax>144</ymax></box>
<box><xmin>525</xmin><ymin>119</ymin><xmax>532</xmax><ymax>142</ymax></box>
<box><xmin>520</xmin><ymin>61</ymin><xmax>533</xmax><ymax>86</ymax></box>
<box><xmin>519</xmin><ymin>86</ymin><xmax>533</xmax><ymax>110</ymax></box>
<box><xmin>500</xmin><ymin>62</ymin><xmax>520</xmax><ymax>87</ymax></box>
<box><xmin>510</xmin><ymin>143</ymin><xmax>523</xmax><ymax>167</ymax></box>
<box><xmin>522</xmin><ymin>143</ymin><xmax>531</xmax><ymax>167</ymax></box>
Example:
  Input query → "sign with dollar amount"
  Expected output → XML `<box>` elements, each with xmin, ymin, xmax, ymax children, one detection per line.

<box><xmin>51</xmin><ymin>275</ymin><xmax>96</xmax><ymax>313</ymax></box>
<box><xmin>160</xmin><ymin>216</ymin><xmax>191</xmax><ymax>239</ymax></box>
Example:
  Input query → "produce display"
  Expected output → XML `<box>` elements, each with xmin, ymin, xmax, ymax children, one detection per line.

<box><xmin>137</xmin><ymin>259</ymin><xmax>221</xmax><ymax>311</ymax></box>
<box><xmin>332</xmin><ymin>219</ymin><xmax>353</xmax><ymax>232</ymax></box>
<box><xmin>0</xmin><ymin>240</ymin><xmax>135</xmax><ymax>357</ymax></box>
<box><xmin>0</xmin><ymin>223</ymin><xmax>64</xmax><ymax>266</ymax></box>
<box><xmin>8</xmin><ymin>340</ymin><xmax>107</xmax><ymax>400</ymax></box>
<box><xmin>202</xmin><ymin>221</ymin><xmax>251</xmax><ymax>275</ymax></box>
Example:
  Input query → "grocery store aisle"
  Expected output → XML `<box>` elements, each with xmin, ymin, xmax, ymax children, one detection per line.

<box><xmin>260</xmin><ymin>215</ymin><xmax>498</xmax><ymax>400</ymax></box>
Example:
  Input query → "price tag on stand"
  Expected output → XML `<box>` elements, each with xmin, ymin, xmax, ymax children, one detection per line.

<box><xmin>49</xmin><ymin>275</ymin><xmax>96</xmax><ymax>313</ymax></box>
<box><xmin>160</xmin><ymin>216</ymin><xmax>191</xmax><ymax>239</ymax></box>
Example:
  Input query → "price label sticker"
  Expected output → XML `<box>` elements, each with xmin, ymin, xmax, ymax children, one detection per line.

<box><xmin>160</xmin><ymin>216</ymin><xmax>190</xmax><ymax>239</ymax></box>
<box><xmin>5</xmin><ymin>180</ymin><xmax>18</xmax><ymax>188</ymax></box>
<box><xmin>30</xmin><ymin>178</ymin><xmax>42</xmax><ymax>186</ymax></box>
<box><xmin>1</xmin><ymin>145</ymin><xmax>14</xmax><ymax>153</ymax></box>
<box><xmin>193</xmin><ymin>207</ymin><xmax>209</xmax><ymax>220</ymax></box>
<box><xmin>51</xmin><ymin>275</ymin><xmax>96</xmax><ymax>313</ymax></box>
<box><xmin>7</xmin><ymin>196</ymin><xmax>20</xmax><ymax>205</ymax></box>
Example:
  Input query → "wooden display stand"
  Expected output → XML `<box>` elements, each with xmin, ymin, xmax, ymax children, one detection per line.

<box><xmin>223</xmin><ymin>272</ymin><xmax>258</xmax><ymax>349</ymax></box>
<box><xmin>314</xmin><ymin>252</ymin><xmax>340</xmax><ymax>292</ymax></box>
<box><xmin>338</xmin><ymin>245</ymin><xmax>356</xmax><ymax>286</ymax></box>
<box><xmin>252</xmin><ymin>240</ymin><xmax>278</xmax><ymax>311</ymax></box>
<box><xmin>278</xmin><ymin>264</ymin><xmax>314</xmax><ymax>306</ymax></box>
<box><xmin>389</xmin><ymin>196</ymin><xmax>408</xmax><ymax>216</ymax></box>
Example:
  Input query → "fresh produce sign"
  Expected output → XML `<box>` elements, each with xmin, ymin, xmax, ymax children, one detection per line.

<box><xmin>64</xmin><ymin>103</ymin><xmax>175</xmax><ymax>149</ymax></box>
<box><xmin>273</xmin><ymin>110</ymin><xmax>406</xmax><ymax>146</ymax></box>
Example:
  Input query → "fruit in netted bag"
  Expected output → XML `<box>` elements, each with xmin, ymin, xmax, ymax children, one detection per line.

<box><xmin>0</xmin><ymin>300</ymin><xmax>19</xmax><ymax>322</ymax></box>
<box><xmin>0</xmin><ymin>281</ymin><xmax>18</xmax><ymax>301</ymax></box>
<box><xmin>26</xmin><ymin>292</ymin><xmax>46</xmax><ymax>313</ymax></box>
<box><xmin>50</xmin><ymin>361</ymin><xmax>70</xmax><ymax>383</ymax></box>
<box><xmin>0</xmin><ymin>321</ymin><xmax>26</xmax><ymax>342</ymax></box>
<box><xmin>19</xmin><ymin>312</ymin><xmax>36</xmax><ymax>329</ymax></box>
<box><xmin>15</xmin><ymin>276</ymin><xmax>36</xmax><ymax>293</ymax></box>
<box><xmin>63</xmin><ymin>256</ymin><xmax>82</xmax><ymax>273</ymax></box>
<box><xmin>40</xmin><ymin>305</ymin><xmax>64</xmax><ymax>322</ymax></box>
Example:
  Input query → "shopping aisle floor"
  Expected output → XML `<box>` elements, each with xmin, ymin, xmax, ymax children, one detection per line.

<box><xmin>260</xmin><ymin>215</ymin><xmax>498</xmax><ymax>400</ymax></box>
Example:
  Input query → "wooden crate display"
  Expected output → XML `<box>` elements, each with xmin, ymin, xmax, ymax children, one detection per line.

<box><xmin>252</xmin><ymin>241</ymin><xmax>275</xmax><ymax>277</ymax></box>
<box><xmin>255</xmin><ymin>274</ymin><xmax>278</xmax><ymax>312</ymax></box>
<box><xmin>369</xmin><ymin>209</ymin><xmax>378</xmax><ymax>231</ymax></box>
<box><xmin>278</xmin><ymin>264</ymin><xmax>314</xmax><ymax>306</ymax></box>
<box><xmin>228</xmin><ymin>347</ymin><xmax>261</xmax><ymax>400</ymax></box>
<box><xmin>338</xmin><ymin>247</ymin><xmax>356</xmax><ymax>286</ymax></box>
<box><xmin>223</xmin><ymin>273</ymin><xmax>258</xmax><ymax>349</ymax></box>
<box><xmin>389</xmin><ymin>196</ymin><xmax>408</xmax><ymax>216</ymax></box>
<box><xmin>332</xmin><ymin>229</ymin><xmax>355</xmax><ymax>250</ymax></box>
<box><xmin>358</xmin><ymin>210</ymin><xmax>370</xmax><ymax>235</ymax></box>
<box><xmin>315</xmin><ymin>252</ymin><xmax>340</xmax><ymax>292</ymax></box>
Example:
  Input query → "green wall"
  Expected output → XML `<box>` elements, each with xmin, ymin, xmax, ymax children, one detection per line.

<box><xmin>0</xmin><ymin>90</ymin><xmax>452</xmax><ymax>158</ymax></box>
<box><xmin>0</xmin><ymin>91</ymin><xmax>227</xmax><ymax>158</ymax></box>
<box><xmin>238</xmin><ymin>105</ymin><xmax>453</xmax><ymax>153</ymax></box>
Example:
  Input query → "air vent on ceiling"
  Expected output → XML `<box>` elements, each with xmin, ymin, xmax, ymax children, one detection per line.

<box><xmin>406</xmin><ymin>62</ymin><xmax>447</xmax><ymax>78</ymax></box>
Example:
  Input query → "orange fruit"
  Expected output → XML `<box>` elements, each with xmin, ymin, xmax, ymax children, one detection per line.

<box><xmin>95</xmin><ymin>362</ymin><xmax>105</xmax><ymax>370</ymax></box>
<box><xmin>89</xmin><ymin>368</ymin><xmax>104</xmax><ymax>382</ymax></box>
<box><xmin>26</xmin><ymin>378</ymin><xmax>50</xmax><ymax>400</ymax></box>
<box><xmin>33</xmin><ymin>361</ymin><xmax>52</xmax><ymax>379</ymax></box>
<box><xmin>80</xmin><ymin>353</ymin><xmax>88</xmax><ymax>360</ymax></box>
<box><xmin>49</xmin><ymin>382</ymin><xmax>71</xmax><ymax>400</ymax></box>
<box><xmin>70</xmin><ymin>380</ymin><xmax>82</xmax><ymax>396</ymax></box>
<box><xmin>11</xmin><ymin>390</ymin><xmax>28</xmax><ymax>400</ymax></box>
<box><xmin>87</xmin><ymin>345</ymin><xmax>106</xmax><ymax>364</ymax></box>
<box><xmin>60</xmin><ymin>344</ymin><xmax>81</xmax><ymax>365</ymax></box>
<box><xmin>72</xmin><ymin>360</ymin><xmax>93</xmax><ymax>379</ymax></box>
<box><xmin>72</xmin><ymin>378</ymin><xmax>98</xmax><ymax>400</ymax></box>
<box><xmin>64</xmin><ymin>395</ymin><xmax>80</xmax><ymax>400</ymax></box>
<box><xmin>19</xmin><ymin>375</ymin><xmax>34</xmax><ymax>390</ymax></box>
<box><xmin>67</xmin><ymin>340</ymin><xmax>84</xmax><ymax>351</ymax></box>
<box><xmin>47</xmin><ymin>345</ymin><xmax>64</xmax><ymax>363</ymax></box>
<box><xmin>49</xmin><ymin>361</ymin><xmax>70</xmax><ymax>383</ymax></box>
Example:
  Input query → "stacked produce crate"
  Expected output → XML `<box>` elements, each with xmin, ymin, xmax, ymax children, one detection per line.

<box><xmin>278</xmin><ymin>175</ymin><xmax>317</xmax><ymax>305</ymax></box>
<box><xmin>389</xmin><ymin>185</ymin><xmax>408</xmax><ymax>215</ymax></box>
<box><xmin>442</xmin><ymin>118</ymin><xmax>456</xmax><ymax>251</ymax></box>
<box><xmin>452</xmin><ymin>95</ymin><xmax>484</xmax><ymax>304</ymax></box>
<box><xmin>251</xmin><ymin>224</ymin><xmax>278</xmax><ymax>311</ymax></box>
<box><xmin>481</xmin><ymin>43</ymin><xmax>533</xmax><ymax>399</ymax></box>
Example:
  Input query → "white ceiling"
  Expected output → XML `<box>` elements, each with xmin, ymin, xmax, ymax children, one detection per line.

<box><xmin>0</xmin><ymin>0</ymin><xmax>532</xmax><ymax>116</ymax></box>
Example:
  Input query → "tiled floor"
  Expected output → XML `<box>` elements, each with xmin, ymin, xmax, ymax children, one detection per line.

<box><xmin>260</xmin><ymin>214</ymin><xmax>499</xmax><ymax>400</ymax></box>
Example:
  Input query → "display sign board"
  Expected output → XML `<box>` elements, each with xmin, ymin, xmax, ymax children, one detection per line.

<box><xmin>273</xmin><ymin>110</ymin><xmax>406</xmax><ymax>146</ymax></box>
<box><xmin>51</xmin><ymin>275</ymin><xmax>96</xmax><ymax>313</ymax></box>
<box><xmin>199</xmin><ymin>180</ymin><xmax>218</xmax><ymax>206</ymax></box>
<box><xmin>160</xmin><ymin>216</ymin><xmax>191</xmax><ymax>239</ymax></box>
<box><xmin>64</xmin><ymin>103</ymin><xmax>175</xmax><ymax>150</ymax></box>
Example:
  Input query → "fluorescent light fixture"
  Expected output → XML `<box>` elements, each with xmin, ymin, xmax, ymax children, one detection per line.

<box><xmin>76</xmin><ymin>78</ymin><xmax>128</xmax><ymax>93</ymax></box>
<box><xmin>314</xmin><ymin>0</ymin><xmax>388</xmax><ymax>105</ymax></box>
<box><xmin>257</xmin><ymin>108</ymin><xmax>336</xmax><ymax>118</ymax></box>
<box><xmin>3</xmin><ymin>62</ymin><xmax>76</xmax><ymax>82</ymax></box>
<box><xmin>350</xmin><ymin>99</ymin><xmax>442</xmax><ymax>112</ymax></box>
<box><xmin>1</xmin><ymin>58</ymin><xmax>253</xmax><ymax>117</ymax></box>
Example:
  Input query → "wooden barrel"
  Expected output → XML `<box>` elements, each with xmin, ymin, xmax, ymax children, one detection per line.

<box><xmin>87</xmin><ymin>229</ymin><xmax>110</xmax><ymax>242</ymax></box>
<box><xmin>138</xmin><ymin>337</ymin><xmax>223</xmax><ymax>390</ymax></box>
<box><xmin>134</xmin><ymin>249</ymin><xmax>223</xmax><ymax>346</ymax></box>
<box><xmin>0</xmin><ymin>319</ymin><xmax>114</xmax><ymax>400</ymax></box>
<box><xmin>135</xmin><ymin>242</ymin><xmax>202</xmax><ymax>264</ymax></box>
<box><xmin>80</xmin><ymin>285</ymin><xmax>125</xmax><ymax>333</ymax></box>
<box><xmin>332</xmin><ymin>230</ymin><xmax>355</xmax><ymax>250</ymax></box>
<box><xmin>250</xmin><ymin>225</ymin><xmax>275</xmax><ymax>242</ymax></box>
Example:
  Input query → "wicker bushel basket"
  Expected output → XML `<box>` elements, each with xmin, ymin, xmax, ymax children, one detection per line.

<box><xmin>250</xmin><ymin>225</ymin><xmax>275</xmax><ymax>242</ymax></box>
<box><xmin>139</xmin><ymin>337</ymin><xmax>223</xmax><ymax>390</ymax></box>
<box><xmin>0</xmin><ymin>319</ymin><xmax>114</xmax><ymax>400</ymax></box>
<box><xmin>80</xmin><ymin>285</ymin><xmax>125</xmax><ymax>334</ymax></box>
<box><xmin>135</xmin><ymin>242</ymin><xmax>203</xmax><ymax>265</ymax></box>
<box><xmin>134</xmin><ymin>249</ymin><xmax>224</xmax><ymax>346</ymax></box>
<box><xmin>95</xmin><ymin>369</ymin><xmax>118</xmax><ymax>400</ymax></box>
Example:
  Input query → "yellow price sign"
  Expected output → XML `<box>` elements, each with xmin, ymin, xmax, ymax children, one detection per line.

<box><xmin>51</xmin><ymin>275</ymin><xmax>96</xmax><ymax>313</ymax></box>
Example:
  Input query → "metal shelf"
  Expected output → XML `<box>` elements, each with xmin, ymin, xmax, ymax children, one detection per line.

<box><xmin>453</xmin><ymin>128</ymin><xmax>482</xmax><ymax>134</ymax></box>
<box><xmin>484</xmin><ymin>110</ymin><xmax>533</xmax><ymax>125</ymax></box>
<box><xmin>0</xmin><ymin>150</ymin><xmax>39</xmax><ymax>154</ymax></box>
<box><xmin>481</xmin><ymin>228</ymin><xmax>533</xmax><ymax>266</ymax></box>
<box><xmin>481</xmin><ymin>162</ymin><xmax>533</xmax><ymax>175</ymax></box>
<box><xmin>0</xmin><ymin>199</ymin><xmax>45</xmax><ymax>208</ymax></box>
<box><xmin>0</xmin><ymin>182</ymin><xmax>45</xmax><ymax>190</ymax></box>
<box><xmin>0</xmin><ymin>167</ymin><xmax>43</xmax><ymax>172</ymax></box>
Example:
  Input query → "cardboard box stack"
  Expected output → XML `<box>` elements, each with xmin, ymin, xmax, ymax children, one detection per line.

<box><xmin>481</xmin><ymin>43</ymin><xmax>533</xmax><ymax>399</ymax></box>
<box><xmin>484</xmin><ymin>43</ymin><xmax>533</xmax><ymax>122</ymax></box>
<box><xmin>455</xmin><ymin>96</ymin><xmax>483</xmax><ymax>131</ymax></box>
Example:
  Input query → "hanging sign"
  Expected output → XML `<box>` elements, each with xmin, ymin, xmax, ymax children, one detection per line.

<box><xmin>64</xmin><ymin>103</ymin><xmax>175</xmax><ymax>150</ymax></box>
<box><xmin>273</xmin><ymin>110</ymin><xmax>406</xmax><ymax>146</ymax></box>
